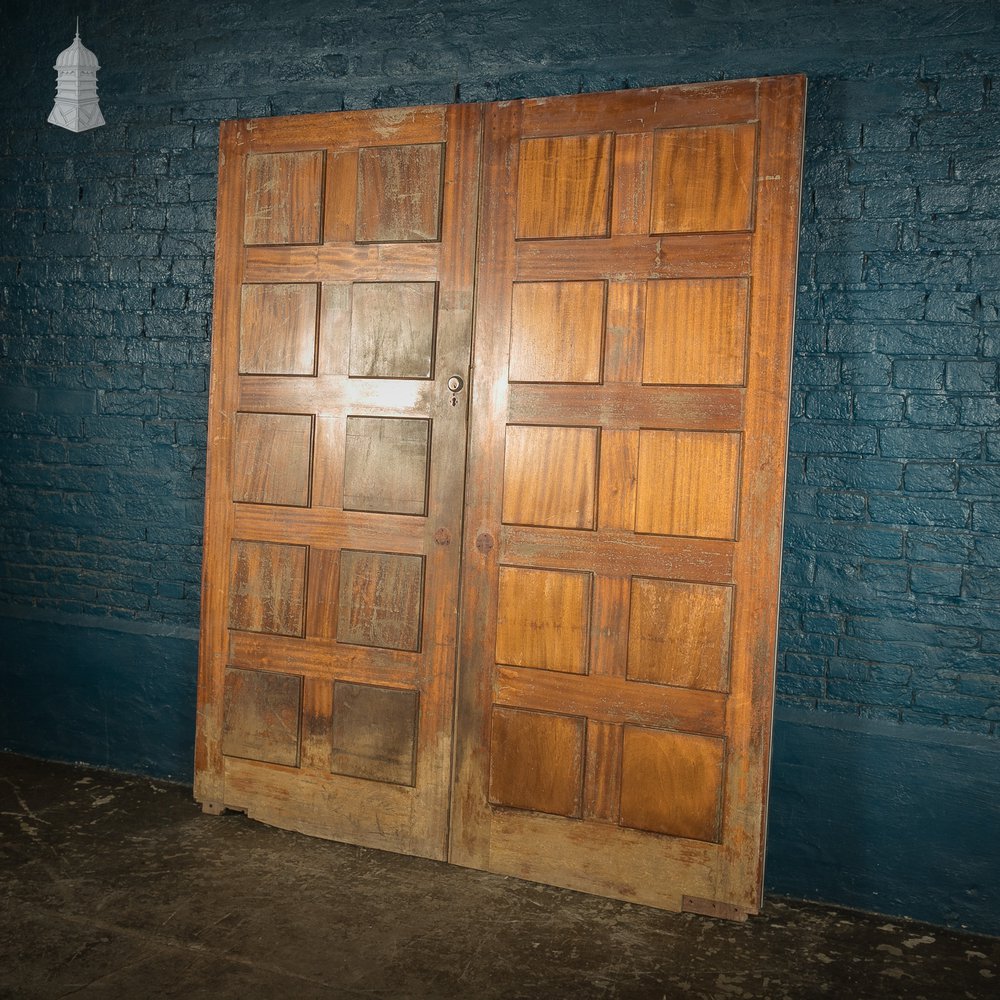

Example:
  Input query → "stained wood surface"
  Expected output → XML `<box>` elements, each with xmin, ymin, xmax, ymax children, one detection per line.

<box><xmin>239</xmin><ymin>283</ymin><xmax>319</xmax><ymax>375</ymax></box>
<box><xmin>244</xmin><ymin>151</ymin><xmax>325</xmax><ymax>246</ymax></box>
<box><xmin>196</xmin><ymin>102</ymin><xmax>482</xmax><ymax>862</ymax></box>
<box><xmin>349</xmin><ymin>281</ymin><xmax>438</xmax><ymax>379</ymax></box>
<box><xmin>232</xmin><ymin>412</ymin><xmax>313</xmax><ymax>507</ymax></box>
<box><xmin>331</xmin><ymin>681</ymin><xmax>419</xmax><ymax>786</ymax></box>
<box><xmin>643</xmin><ymin>278</ymin><xmax>749</xmax><ymax>386</ymax></box>
<box><xmin>650</xmin><ymin>124</ymin><xmax>757</xmax><ymax>234</ymax></box>
<box><xmin>356</xmin><ymin>143</ymin><xmax>443</xmax><ymax>243</ymax></box>
<box><xmin>509</xmin><ymin>280</ymin><xmax>606</xmax><ymax>383</ymax></box>
<box><xmin>488</xmin><ymin>707</ymin><xmax>585</xmax><ymax>817</ymax></box>
<box><xmin>516</xmin><ymin>134</ymin><xmax>613</xmax><ymax>239</ymax></box>
<box><xmin>197</xmin><ymin>77</ymin><xmax>806</xmax><ymax>916</ymax></box>
<box><xmin>627</xmin><ymin>578</ymin><xmax>734</xmax><ymax>691</ymax></box>
<box><xmin>634</xmin><ymin>429</ymin><xmax>742</xmax><ymax>539</ymax></box>
<box><xmin>501</xmin><ymin>425</ymin><xmax>598</xmax><ymax>530</ymax></box>
<box><xmin>495</xmin><ymin>566</ymin><xmax>592</xmax><ymax>674</ymax></box>
<box><xmin>619</xmin><ymin>726</ymin><xmax>726</xmax><ymax>841</ymax></box>
<box><xmin>450</xmin><ymin>75</ymin><xmax>806</xmax><ymax>917</ymax></box>
<box><xmin>342</xmin><ymin>416</ymin><xmax>430</xmax><ymax>515</ymax></box>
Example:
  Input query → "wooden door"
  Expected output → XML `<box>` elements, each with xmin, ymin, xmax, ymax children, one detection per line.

<box><xmin>195</xmin><ymin>103</ymin><xmax>481</xmax><ymax>860</ymax></box>
<box><xmin>450</xmin><ymin>76</ymin><xmax>806</xmax><ymax>917</ymax></box>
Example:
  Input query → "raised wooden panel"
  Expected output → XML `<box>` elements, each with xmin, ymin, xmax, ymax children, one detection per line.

<box><xmin>643</xmin><ymin>278</ymin><xmax>749</xmax><ymax>386</ymax></box>
<box><xmin>222</xmin><ymin>667</ymin><xmax>302</xmax><ymax>767</ymax></box>
<box><xmin>627</xmin><ymin>578</ymin><xmax>734</xmax><ymax>691</ymax></box>
<box><xmin>488</xmin><ymin>707</ymin><xmax>585</xmax><ymax>818</ymax></box>
<box><xmin>239</xmin><ymin>283</ymin><xmax>318</xmax><ymax>376</ymax></box>
<box><xmin>620</xmin><ymin>727</ymin><xmax>725</xmax><ymax>842</ymax></box>
<box><xmin>244</xmin><ymin>150</ymin><xmax>324</xmax><ymax>246</ymax></box>
<box><xmin>516</xmin><ymin>134</ymin><xmax>613</xmax><ymax>239</ymax></box>
<box><xmin>331</xmin><ymin>682</ymin><xmax>419</xmax><ymax>786</ymax></box>
<box><xmin>343</xmin><ymin>416</ymin><xmax>430</xmax><ymax>516</ymax></box>
<box><xmin>356</xmin><ymin>143</ymin><xmax>444</xmax><ymax>243</ymax></box>
<box><xmin>495</xmin><ymin>566</ymin><xmax>592</xmax><ymax>675</ymax></box>
<box><xmin>651</xmin><ymin>124</ymin><xmax>756</xmax><ymax>234</ymax></box>
<box><xmin>349</xmin><ymin>282</ymin><xmax>438</xmax><ymax>379</ymax></box>
<box><xmin>228</xmin><ymin>540</ymin><xmax>307</xmax><ymax>637</ymax></box>
<box><xmin>502</xmin><ymin>425</ymin><xmax>598</xmax><ymax>530</ymax></box>
<box><xmin>635</xmin><ymin>430</ymin><xmax>741</xmax><ymax>539</ymax></box>
<box><xmin>233</xmin><ymin>412</ymin><xmax>313</xmax><ymax>507</ymax></box>
<box><xmin>337</xmin><ymin>550</ymin><xmax>424</xmax><ymax>652</ymax></box>
<box><xmin>509</xmin><ymin>281</ymin><xmax>606</xmax><ymax>383</ymax></box>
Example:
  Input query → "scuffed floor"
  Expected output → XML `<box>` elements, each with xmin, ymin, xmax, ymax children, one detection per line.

<box><xmin>0</xmin><ymin>753</ymin><xmax>996</xmax><ymax>999</ymax></box>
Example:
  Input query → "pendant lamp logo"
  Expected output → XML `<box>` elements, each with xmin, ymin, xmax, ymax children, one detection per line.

<box><xmin>48</xmin><ymin>19</ymin><xmax>105</xmax><ymax>133</ymax></box>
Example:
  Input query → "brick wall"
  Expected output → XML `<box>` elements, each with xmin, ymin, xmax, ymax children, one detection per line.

<box><xmin>1</xmin><ymin>0</ymin><xmax>999</xmax><ymax>930</ymax></box>
<box><xmin>781</xmin><ymin>67</ymin><xmax>1000</xmax><ymax>736</ymax></box>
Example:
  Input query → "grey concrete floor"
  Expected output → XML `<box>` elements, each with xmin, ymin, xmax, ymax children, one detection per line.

<box><xmin>0</xmin><ymin>753</ymin><xmax>997</xmax><ymax>999</ymax></box>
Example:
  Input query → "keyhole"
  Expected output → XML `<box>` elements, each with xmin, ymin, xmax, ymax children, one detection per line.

<box><xmin>451</xmin><ymin>395</ymin><xmax>458</xmax><ymax>407</ymax></box>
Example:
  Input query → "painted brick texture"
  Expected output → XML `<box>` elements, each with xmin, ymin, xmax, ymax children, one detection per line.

<box><xmin>1</xmin><ymin>2</ymin><xmax>999</xmax><ymax>740</ymax></box>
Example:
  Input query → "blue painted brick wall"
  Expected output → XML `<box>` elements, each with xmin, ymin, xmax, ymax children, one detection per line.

<box><xmin>1</xmin><ymin>1</ymin><xmax>998</xmax><ymax>739</ymax></box>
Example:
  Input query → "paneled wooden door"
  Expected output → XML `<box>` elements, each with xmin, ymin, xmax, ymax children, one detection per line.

<box><xmin>197</xmin><ymin>76</ymin><xmax>806</xmax><ymax>915</ymax></box>
<box><xmin>195</xmin><ymin>102</ymin><xmax>482</xmax><ymax>860</ymax></box>
<box><xmin>450</xmin><ymin>76</ymin><xmax>805</xmax><ymax>917</ymax></box>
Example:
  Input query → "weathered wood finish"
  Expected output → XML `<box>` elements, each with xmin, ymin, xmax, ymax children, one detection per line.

<box><xmin>349</xmin><ymin>281</ymin><xmax>438</xmax><ymax>379</ymax></box>
<box><xmin>196</xmin><ymin>103</ymin><xmax>481</xmax><ymax>860</ymax></box>
<box><xmin>627</xmin><ymin>577</ymin><xmax>734</xmax><ymax>691</ymax></box>
<box><xmin>232</xmin><ymin>412</ymin><xmax>313</xmax><ymax>507</ymax></box>
<box><xmin>356</xmin><ymin>143</ymin><xmax>444</xmax><ymax>243</ymax></box>
<box><xmin>198</xmin><ymin>77</ymin><xmax>806</xmax><ymax>915</ymax></box>
<box><xmin>239</xmin><ymin>283</ymin><xmax>319</xmax><ymax>375</ymax></box>
<box><xmin>450</xmin><ymin>76</ymin><xmax>806</xmax><ymax>917</ymax></box>
<box><xmin>244</xmin><ymin>151</ymin><xmax>325</xmax><ymax>246</ymax></box>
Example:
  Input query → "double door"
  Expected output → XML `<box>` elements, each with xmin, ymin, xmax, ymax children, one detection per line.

<box><xmin>195</xmin><ymin>76</ymin><xmax>805</xmax><ymax>918</ymax></box>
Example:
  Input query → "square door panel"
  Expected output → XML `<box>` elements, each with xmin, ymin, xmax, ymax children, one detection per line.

<box><xmin>651</xmin><ymin>124</ymin><xmax>756</xmax><ymax>234</ymax></box>
<box><xmin>502</xmin><ymin>425</ymin><xmax>598</xmax><ymax>530</ymax></box>
<box><xmin>233</xmin><ymin>412</ymin><xmax>313</xmax><ymax>507</ymax></box>
<box><xmin>337</xmin><ymin>550</ymin><xmax>424</xmax><ymax>652</ymax></box>
<box><xmin>627</xmin><ymin>578</ymin><xmax>734</xmax><ymax>692</ymax></box>
<box><xmin>509</xmin><ymin>281</ymin><xmax>606</xmax><ymax>383</ymax></box>
<box><xmin>496</xmin><ymin>566</ymin><xmax>592</xmax><ymax>674</ymax></box>
<box><xmin>643</xmin><ymin>278</ymin><xmax>749</xmax><ymax>386</ymax></box>
<box><xmin>342</xmin><ymin>416</ymin><xmax>430</xmax><ymax>516</ymax></box>
<box><xmin>349</xmin><ymin>282</ymin><xmax>437</xmax><ymax>379</ymax></box>
<box><xmin>331</xmin><ymin>682</ymin><xmax>419</xmax><ymax>786</ymax></box>
<box><xmin>620</xmin><ymin>727</ymin><xmax>725</xmax><ymax>842</ymax></box>
<box><xmin>488</xmin><ymin>707</ymin><xmax>585</xmax><ymax>818</ymax></box>
<box><xmin>356</xmin><ymin>143</ymin><xmax>444</xmax><ymax>243</ymax></box>
<box><xmin>239</xmin><ymin>283</ymin><xmax>318</xmax><ymax>376</ymax></box>
<box><xmin>635</xmin><ymin>430</ymin><xmax>741</xmax><ymax>539</ymax></box>
<box><xmin>516</xmin><ymin>134</ymin><xmax>613</xmax><ymax>239</ymax></box>
<box><xmin>222</xmin><ymin>667</ymin><xmax>302</xmax><ymax>768</ymax></box>
<box><xmin>244</xmin><ymin>150</ymin><xmax>324</xmax><ymax>246</ymax></box>
<box><xmin>228</xmin><ymin>540</ymin><xmax>307</xmax><ymax>637</ymax></box>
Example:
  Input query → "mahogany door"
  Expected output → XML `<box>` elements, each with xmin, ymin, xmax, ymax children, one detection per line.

<box><xmin>450</xmin><ymin>76</ymin><xmax>805</xmax><ymax>917</ymax></box>
<box><xmin>197</xmin><ymin>77</ymin><xmax>806</xmax><ymax>916</ymax></box>
<box><xmin>195</xmin><ymin>103</ymin><xmax>481</xmax><ymax>860</ymax></box>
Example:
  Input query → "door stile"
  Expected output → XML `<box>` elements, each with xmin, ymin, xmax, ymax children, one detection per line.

<box><xmin>195</xmin><ymin>119</ymin><xmax>249</xmax><ymax>812</ymax></box>
<box><xmin>449</xmin><ymin>98</ymin><xmax>523</xmax><ymax>870</ymax></box>
<box><xmin>717</xmin><ymin>74</ymin><xmax>806</xmax><ymax>906</ymax></box>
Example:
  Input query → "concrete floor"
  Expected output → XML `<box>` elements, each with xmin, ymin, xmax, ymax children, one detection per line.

<box><xmin>0</xmin><ymin>753</ymin><xmax>996</xmax><ymax>999</ymax></box>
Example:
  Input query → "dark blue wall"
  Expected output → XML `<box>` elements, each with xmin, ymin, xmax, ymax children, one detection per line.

<box><xmin>1</xmin><ymin>0</ymin><xmax>998</xmax><ymax>935</ymax></box>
